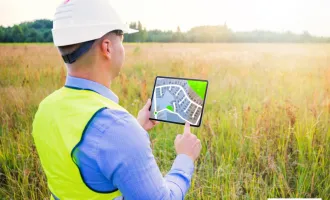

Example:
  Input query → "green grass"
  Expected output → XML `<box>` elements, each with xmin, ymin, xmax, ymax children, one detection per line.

<box><xmin>187</xmin><ymin>80</ymin><xmax>208</xmax><ymax>100</ymax></box>
<box><xmin>0</xmin><ymin>43</ymin><xmax>329</xmax><ymax>199</ymax></box>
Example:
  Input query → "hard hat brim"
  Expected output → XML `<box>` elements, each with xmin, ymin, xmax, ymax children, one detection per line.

<box><xmin>125</xmin><ymin>28</ymin><xmax>139</xmax><ymax>34</ymax></box>
<box><xmin>53</xmin><ymin>24</ymin><xmax>139</xmax><ymax>46</ymax></box>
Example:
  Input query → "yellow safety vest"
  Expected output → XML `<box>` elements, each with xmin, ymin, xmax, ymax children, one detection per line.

<box><xmin>32</xmin><ymin>87</ymin><xmax>126</xmax><ymax>200</ymax></box>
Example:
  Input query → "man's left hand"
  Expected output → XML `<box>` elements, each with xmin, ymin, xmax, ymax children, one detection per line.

<box><xmin>137</xmin><ymin>99</ymin><xmax>160</xmax><ymax>131</ymax></box>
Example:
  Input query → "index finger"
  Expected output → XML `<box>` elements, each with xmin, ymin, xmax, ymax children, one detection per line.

<box><xmin>184</xmin><ymin>122</ymin><xmax>190</xmax><ymax>135</ymax></box>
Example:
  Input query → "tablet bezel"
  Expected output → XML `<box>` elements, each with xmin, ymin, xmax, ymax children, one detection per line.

<box><xmin>149</xmin><ymin>76</ymin><xmax>209</xmax><ymax>127</ymax></box>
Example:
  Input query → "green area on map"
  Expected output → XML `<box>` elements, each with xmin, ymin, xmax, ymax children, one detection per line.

<box><xmin>166</xmin><ymin>105</ymin><xmax>174</xmax><ymax>112</ymax></box>
<box><xmin>187</xmin><ymin>80</ymin><xmax>207</xmax><ymax>100</ymax></box>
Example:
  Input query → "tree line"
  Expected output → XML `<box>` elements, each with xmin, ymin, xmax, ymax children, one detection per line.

<box><xmin>1</xmin><ymin>19</ymin><xmax>329</xmax><ymax>43</ymax></box>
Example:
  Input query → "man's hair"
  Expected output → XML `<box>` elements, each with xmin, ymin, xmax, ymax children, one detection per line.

<box><xmin>57</xmin><ymin>30</ymin><xmax>124</xmax><ymax>56</ymax></box>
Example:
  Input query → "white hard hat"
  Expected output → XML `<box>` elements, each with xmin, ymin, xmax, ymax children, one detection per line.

<box><xmin>52</xmin><ymin>0</ymin><xmax>138</xmax><ymax>46</ymax></box>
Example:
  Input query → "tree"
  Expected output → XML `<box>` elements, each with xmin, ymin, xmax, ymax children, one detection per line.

<box><xmin>0</xmin><ymin>19</ymin><xmax>330</xmax><ymax>43</ymax></box>
<box><xmin>301</xmin><ymin>31</ymin><xmax>311</xmax><ymax>43</ymax></box>
<box><xmin>141</xmin><ymin>28</ymin><xmax>148</xmax><ymax>42</ymax></box>
<box><xmin>129</xmin><ymin>22</ymin><xmax>137</xmax><ymax>29</ymax></box>
<box><xmin>124</xmin><ymin>22</ymin><xmax>139</xmax><ymax>42</ymax></box>
<box><xmin>43</xmin><ymin>30</ymin><xmax>53</xmax><ymax>42</ymax></box>
<box><xmin>36</xmin><ymin>32</ymin><xmax>44</xmax><ymax>42</ymax></box>
<box><xmin>12</xmin><ymin>25</ymin><xmax>24</xmax><ymax>42</ymax></box>
<box><xmin>172</xmin><ymin>26</ymin><xmax>184</xmax><ymax>42</ymax></box>
<box><xmin>136</xmin><ymin>22</ymin><xmax>148</xmax><ymax>42</ymax></box>
<box><xmin>137</xmin><ymin>21</ymin><xmax>144</xmax><ymax>42</ymax></box>
<box><xmin>18</xmin><ymin>24</ymin><xmax>29</xmax><ymax>42</ymax></box>
<box><xmin>0</xmin><ymin>26</ymin><xmax>4</xmax><ymax>42</ymax></box>
<box><xmin>27</xmin><ymin>29</ymin><xmax>38</xmax><ymax>42</ymax></box>
<box><xmin>138</xmin><ymin>21</ymin><xmax>143</xmax><ymax>32</ymax></box>
<box><xmin>31</xmin><ymin>20</ymin><xmax>43</xmax><ymax>29</ymax></box>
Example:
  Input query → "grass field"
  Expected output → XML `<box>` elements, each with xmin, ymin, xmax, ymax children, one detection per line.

<box><xmin>0</xmin><ymin>43</ymin><xmax>329</xmax><ymax>199</ymax></box>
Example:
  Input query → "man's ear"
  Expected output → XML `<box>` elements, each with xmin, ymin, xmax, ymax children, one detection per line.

<box><xmin>100</xmin><ymin>39</ymin><xmax>112</xmax><ymax>60</ymax></box>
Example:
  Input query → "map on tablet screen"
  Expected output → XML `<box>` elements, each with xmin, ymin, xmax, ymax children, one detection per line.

<box><xmin>149</xmin><ymin>76</ymin><xmax>208</xmax><ymax>127</ymax></box>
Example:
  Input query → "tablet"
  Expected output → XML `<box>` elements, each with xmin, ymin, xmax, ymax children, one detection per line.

<box><xmin>149</xmin><ymin>76</ymin><xmax>208</xmax><ymax>127</ymax></box>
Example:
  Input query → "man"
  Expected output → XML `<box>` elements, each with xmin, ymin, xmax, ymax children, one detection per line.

<box><xmin>32</xmin><ymin>0</ymin><xmax>202</xmax><ymax>199</ymax></box>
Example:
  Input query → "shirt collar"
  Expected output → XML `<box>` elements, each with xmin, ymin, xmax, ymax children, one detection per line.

<box><xmin>65</xmin><ymin>75</ymin><xmax>119</xmax><ymax>103</ymax></box>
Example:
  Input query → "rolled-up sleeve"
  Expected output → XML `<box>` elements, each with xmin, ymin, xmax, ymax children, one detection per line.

<box><xmin>95</xmin><ymin>109</ymin><xmax>195</xmax><ymax>200</ymax></box>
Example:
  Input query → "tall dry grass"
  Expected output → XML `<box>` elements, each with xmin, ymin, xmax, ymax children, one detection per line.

<box><xmin>0</xmin><ymin>43</ymin><xmax>329</xmax><ymax>199</ymax></box>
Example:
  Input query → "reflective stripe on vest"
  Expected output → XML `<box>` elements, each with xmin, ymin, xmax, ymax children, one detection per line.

<box><xmin>33</xmin><ymin>87</ymin><xmax>126</xmax><ymax>200</ymax></box>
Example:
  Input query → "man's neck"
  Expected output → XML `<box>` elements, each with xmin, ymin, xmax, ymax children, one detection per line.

<box><xmin>68</xmin><ymin>71</ymin><xmax>112</xmax><ymax>88</ymax></box>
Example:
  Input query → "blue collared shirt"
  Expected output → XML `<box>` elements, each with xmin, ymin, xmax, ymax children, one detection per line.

<box><xmin>66</xmin><ymin>76</ymin><xmax>195</xmax><ymax>200</ymax></box>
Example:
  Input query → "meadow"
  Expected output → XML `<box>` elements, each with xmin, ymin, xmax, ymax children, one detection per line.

<box><xmin>0</xmin><ymin>43</ymin><xmax>329</xmax><ymax>199</ymax></box>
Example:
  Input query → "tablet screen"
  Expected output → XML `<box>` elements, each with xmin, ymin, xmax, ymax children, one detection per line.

<box><xmin>149</xmin><ymin>76</ymin><xmax>208</xmax><ymax>127</ymax></box>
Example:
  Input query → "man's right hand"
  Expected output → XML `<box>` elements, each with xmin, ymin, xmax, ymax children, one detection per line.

<box><xmin>174</xmin><ymin>123</ymin><xmax>202</xmax><ymax>162</ymax></box>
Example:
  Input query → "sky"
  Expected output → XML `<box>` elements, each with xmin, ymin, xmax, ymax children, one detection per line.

<box><xmin>1</xmin><ymin>0</ymin><xmax>330</xmax><ymax>37</ymax></box>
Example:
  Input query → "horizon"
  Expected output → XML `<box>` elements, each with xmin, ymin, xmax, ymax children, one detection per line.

<box><xmin>2</xmin><ymin>19</ymin><xmax>329</xmax><ymax>38</ymax></box>
<box><xmin>1</xmin><ymin>0</ymin><xmax>330</xmax><ymax>37</ymax></box>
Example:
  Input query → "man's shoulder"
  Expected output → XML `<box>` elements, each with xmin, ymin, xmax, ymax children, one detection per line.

<box><xmin>90</xmin><ymin>108</ymin><xmax>139</xmax><ymax>134</ymax></box>
<box><xmin>40</xmin><ymin>88</ymin><xmax>62</xmax><ymax>103</ymax></box>
<box><xmin>89</xmin><ymin>107</ymin><xmax>150</xmax><ymax>153</ymax></box>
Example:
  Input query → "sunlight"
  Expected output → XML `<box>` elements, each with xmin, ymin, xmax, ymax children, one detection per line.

<box><xmin>0</xmin><ymin>0</ymin><xmax>329</xmax><ymax>36</ymax></box>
